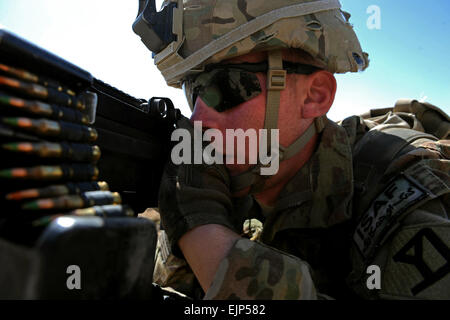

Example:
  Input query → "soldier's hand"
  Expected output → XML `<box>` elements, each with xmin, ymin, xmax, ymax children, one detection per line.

<box><xmin>158</xmin><ymin>118</ymin><xmax>238</xmax><ymax>256</ymax></box>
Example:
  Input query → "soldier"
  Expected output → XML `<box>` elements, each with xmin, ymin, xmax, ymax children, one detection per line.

<box><xmin>138</xmin><ymin>0</ymin><xmax>450</xmax><ymax>299</ymax></box>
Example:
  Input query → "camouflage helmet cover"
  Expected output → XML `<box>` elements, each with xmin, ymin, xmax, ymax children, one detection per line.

<box><xmin>155</xmin><ymin>0</ymin><xmax>369</xmax><ymax>87</ymax></box>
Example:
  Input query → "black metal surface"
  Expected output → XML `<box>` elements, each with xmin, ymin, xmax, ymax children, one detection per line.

<box><xmin>0</xmin><ymin>29</ymin><xmax>180</xmax><ymax>299</ymax></box>
<box><xmin>0</xmin><ymin>28</ymin><xmax>177</xmax><ymax>212</ymax></box>
<box><xmin>0</xmin><ymin>216</ymin><xmax>158</xmax><ymax>299</ymax></box>
<box><xmin>133</xmin><ymin>0</ymin><xmax>178</xmax><ymax>54</ymax></box>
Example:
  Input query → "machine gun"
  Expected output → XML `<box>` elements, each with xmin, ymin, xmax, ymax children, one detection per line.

<box><xmin>0</xmin><ymin>29</ymin><xmax>180</xmax><ymax>299</ymax></box>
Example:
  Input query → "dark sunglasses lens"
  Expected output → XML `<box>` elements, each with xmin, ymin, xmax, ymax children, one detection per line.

<box><xmin>197</xmin><ymin>69</ymin><xmax>262</xmax><ymax>112</ymax></box>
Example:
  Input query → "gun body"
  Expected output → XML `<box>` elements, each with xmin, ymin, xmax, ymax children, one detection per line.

<box><xmin>91</xmin><ymin>79</ymin><xmax>173</xmax><ymax>212</ymax></box>
<box><xmin>0</xmin><ymin>30</ymin><xmax>174</xmax><ymax>213</ymax></box>
<box><xmin>0</xmin><ymin>30</ymin><xmax>175</xmax><ymax>299</ymax></box>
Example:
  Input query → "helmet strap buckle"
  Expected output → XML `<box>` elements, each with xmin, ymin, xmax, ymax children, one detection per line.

<box><xmin>267</xmin><ymin>69</ymin><xmax>287</xmax><ymax>90</ymax></box>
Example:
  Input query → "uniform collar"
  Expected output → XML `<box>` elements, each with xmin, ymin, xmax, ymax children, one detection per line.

<box><xmin>260</xmin><ymin>119</ymin><xmax>354</xmax><ymax>238</ymax></box>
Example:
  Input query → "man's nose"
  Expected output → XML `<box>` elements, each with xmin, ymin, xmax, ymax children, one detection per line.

<box><xmin>190</xmin><ymin>98</ymin><xmax>223</xmax><ymax>130</ymax></box>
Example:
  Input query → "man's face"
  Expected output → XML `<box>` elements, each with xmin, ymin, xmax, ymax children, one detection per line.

<box><xmin>190</xmin><ymin>70</ymin><xmax>266</xmax><ymax>137</ymax></box>
<box><xmin>189</xmin><ymin>51</ymin><xmax>314</xmax><ymax>176</ymax></box>
<box><xmin>190</xmin><ymin>71</ymin><xmax>267</xmax><ymax>176</ymax></box>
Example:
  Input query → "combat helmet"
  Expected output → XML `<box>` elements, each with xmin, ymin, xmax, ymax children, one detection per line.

<box><xmin>133</xmin><ymin>0</ymin><xmax>369</xmax><ymax>193</ymax></box>
<box><xmin>133</xmin><ymin>0</ymin><xmax>368</xmax><ymax>85</ymax></box>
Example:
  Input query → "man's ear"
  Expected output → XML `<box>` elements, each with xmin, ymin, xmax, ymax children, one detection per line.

<box><xmin>302</xmin><ymin>71</ymin><xmax>336</xmax><ymax>119</ymax></box>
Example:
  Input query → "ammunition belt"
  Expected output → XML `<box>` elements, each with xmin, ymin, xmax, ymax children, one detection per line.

<box><xmin>0</xmin><ymin>62</ymin><xmax>134</xmax><ymax>246</ymax></box>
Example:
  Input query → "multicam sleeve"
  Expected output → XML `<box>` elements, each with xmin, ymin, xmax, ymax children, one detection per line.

<box><xmin>377</xmin><ymin>140</ymin><xmax>450</xmax><ymax>299</ymax></box>
<box><xmin>204</xmin><ymin>238</ymin><xmax>317</xmax><ymax>300</ymax></box>
<box><xmin>349</xmin><ymin>139</ymin><xmax>450</xmax><ymax>300</ymax></box>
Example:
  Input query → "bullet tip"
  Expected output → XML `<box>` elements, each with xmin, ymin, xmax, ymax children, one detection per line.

<box><xmin>0</xmin><ymin>169</ymin><xmax>12</xmax><ymax>178</ymax></box>
<box><xmin>22</xmin><ymin>201</ymin><xmax>41</xmax><ymax>210</ymax></box>
<box><xmin>1</xmin><ymin>143</ymin><xmax>17</xmax><ymax>151</ymax></box>
<box><xmin>1</xmin><ymin>118</ymin><xmax>18</xmax><ymax>127</ymax></box>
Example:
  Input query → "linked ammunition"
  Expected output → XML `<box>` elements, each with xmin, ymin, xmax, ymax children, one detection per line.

<box><xmin>0</xmin><ymin>75</ymin><xmax>85</xmax><ymax>110</ymax></box>
<box><xmin>0</xmin><ymin>92</ymin><xmax>89</xmax><ymax>124</ymax></box>
<box><xmin>2</xmin><ymin>142</ymin><xmax>101</xmax><ymax>162</ymax></box>
<box><xmin>31</xmin><ymin>205</ymin><xmax>134</xmax><ymax>227</ymax></box>
<box><xmin>1</xmin><ymin>117</ymin><xmax>98</xmax><ymax>142</ymax></box>
<box><xmin>0</xmin><ymin>63</ymin><xmax>39</xmax><ymax>84</ymax></box>
<box><xmin>0</xmin><ymin>164</ymin><xmax>99</xmax><ymax>181</ymax></box>
<box><xmin>31</xmin><ymin>215</ymin><xmax>63</xmax><ymax>227</ymax></box>
<box><xmin>22</xmin><ymin>191</ymin><xmax>121</xmax><ymax>210</ymax></box>
<box><xmin>5</xmin><ymin>181</ymin><xmax>109</xmax><ymax>201</ymax></box>
<box><xmin>0</xmin><ymin>124</ymin><xmax>40</xmax><ymax>141</ymax></box>
<box><xmin>0</xmin><ymin>63</ymin><xmax>76</xmax><ymax>96</ymax></box>
<box><xmin>82</xmin><ymin>190</ymin><xmax>122</xmax><ymax>205</ymax></box>
<box><xmin>70</xmin><ymin>204</ymin><xmax>134</xmax><ymax>217</ymax></box>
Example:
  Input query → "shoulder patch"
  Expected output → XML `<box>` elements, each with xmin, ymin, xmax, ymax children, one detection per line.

<box><xmin>354</xmin><ymin>160</ymin><xmax>450</xmax><ymax>262</ymax></box>
<box><xmin>354</xmin><ymin>174</ymin><xmax>428</xmax><ymax>260</ymax></box>
<box><xmin>381</xmin><ymin>225</ymin><xmax>450</xmax><ymax>299</ymax></box>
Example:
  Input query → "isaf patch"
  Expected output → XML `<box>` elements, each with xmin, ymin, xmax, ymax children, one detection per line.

<box><xmin>354</xmin><ymin>175</ymin><xmax>428</xmax><ymax>259</ymax></box>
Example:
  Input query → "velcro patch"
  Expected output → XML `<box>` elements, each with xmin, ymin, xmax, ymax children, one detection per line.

<box><xmin>381</xmin><ymin>226</ymin><xmax>450</xmax><ymax>299</ymax></box>
<box><xmin>354</xmin><ymin>174</ymin><xmax>428</xmax><ymax>259</ymax></box>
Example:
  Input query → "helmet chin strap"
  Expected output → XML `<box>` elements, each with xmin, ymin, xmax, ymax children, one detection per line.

<box><xmin>230</xmin><ymin>50</ymin><xmax>326</xmax><ymax>194</ymax></box>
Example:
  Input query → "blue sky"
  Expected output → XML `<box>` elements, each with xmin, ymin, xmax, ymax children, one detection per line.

<box><xmin>0</xmin><ymin>0</ymin><xmax>449</xmax><ymax>120</ymax></box>
<box><xmin>336</xmin><ymin>0</ymin><xmax>450</xmax><ymax>119</ymax></box>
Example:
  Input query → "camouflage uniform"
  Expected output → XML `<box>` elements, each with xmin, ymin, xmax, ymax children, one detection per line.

<box><xmin>155</xmin><ymin>101</ymin><xmax>449</xmax><ymax>300</ymax></box>
<box><xmin>149</xmin><ymin>0</ymin><xmax>369</xmax><ymax>89</ymax></box>
<box><xmin>134</xmin><ymin>0</ymin><xmax>450</xmax><ymax>299</ymax></box>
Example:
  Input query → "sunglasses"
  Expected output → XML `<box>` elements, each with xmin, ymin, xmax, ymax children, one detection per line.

<box><xmin>183</xmin><ymin>61</ymin><xmax>321</xmax><ymax>112</ymax></box>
